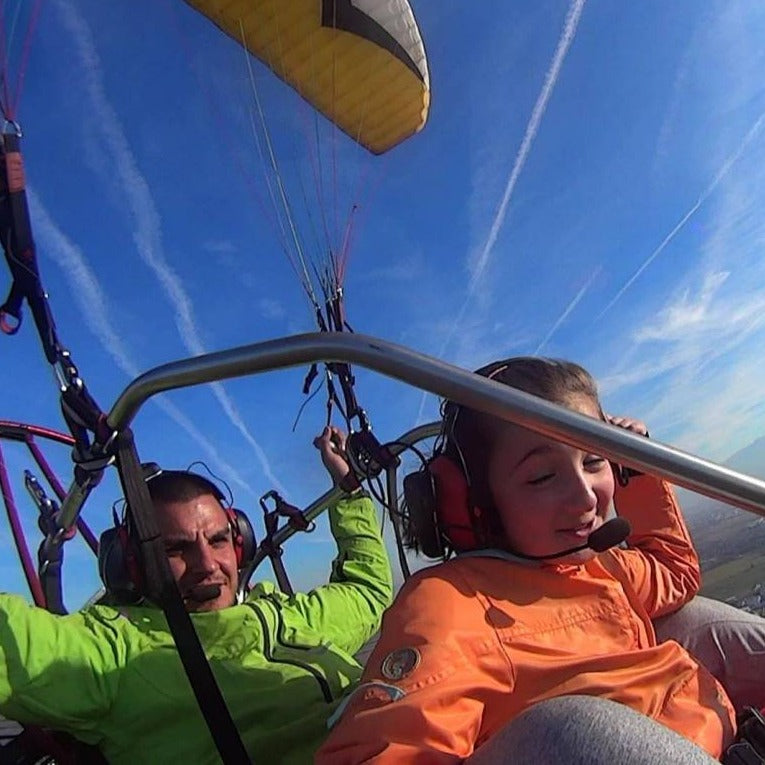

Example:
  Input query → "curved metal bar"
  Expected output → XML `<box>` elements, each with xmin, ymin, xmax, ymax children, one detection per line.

<box><xmin>385</xmin><ymin>463</ymin><xmax>410</xmax><ymax>580</ymax></box>
<box><xmin>0</xmin><ymin>420</ymin><xmax>103</xmax><ymax>614</ymax></box>
<box><xmin>25</xmin><ymin>439</ymin><xmax>99</xmax><ymax>554</ymax></box>
<box><xmin>0</xmin><ymin>420</ymin><xmax>75</xmax><ymax>446</ymax></box>
<box><xmin>59</xmin><ymin>332</ymin><xmax>765</xmax><ymax>528</ymax></box>
<box><xmin>0</xmin><ymin>442</ymin><xmax>46</xmax><ymax>606</ymax></box>
<box><xmin>0</xmin><ymin>420</ymin><xmax>100</xmax><ymax>555</ymax></box>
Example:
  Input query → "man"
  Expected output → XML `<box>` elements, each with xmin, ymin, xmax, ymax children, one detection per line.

<box><xmin>0</xmin><ymin>426</ymin><xmax>392</xmax><ymax>763</ymax></box>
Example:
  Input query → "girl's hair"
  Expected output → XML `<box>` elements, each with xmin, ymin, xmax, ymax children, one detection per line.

<box><xmin>449</xmin><ymin>356</ymin><xmax>601</xmax><ymax>507</ymax></box>
<box><xmin>410</xmin><ymin>357</ymin><xmax>603</xmax><ymax>552</ymax></box>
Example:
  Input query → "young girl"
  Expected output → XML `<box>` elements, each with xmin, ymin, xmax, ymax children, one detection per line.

<box><xmin>316</xmin><ymin>357</ymin><xmax>744</xmax><ymax>764</ymax></box>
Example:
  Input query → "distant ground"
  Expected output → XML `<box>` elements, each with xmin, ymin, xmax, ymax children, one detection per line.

<box><xmin>700</xmin><ymin>551</ymin><xmax>765</xmax><ymax>601</ymax></box>
<box><xmin>687</xmin><ymin>500</ymin><xmax>765</xmax><ymax>573</ymax></box>
<box><xmin>677</xmin><ymin>434</ymin><xmax>765</xmax><ymax>613</ymax></box>
<box><xmin>683</xmin><ymin>494</ymin><xmax>765</xmax><ymax>609</ymax></box>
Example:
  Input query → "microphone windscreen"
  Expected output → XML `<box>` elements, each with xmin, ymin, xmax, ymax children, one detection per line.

<box><xmin>587</xmin><ymin>517</ymin><xmax>631</xmax><ymax>552</ymax></box>
<box><xmin>186</xmin><ymin>584</ymin><xmax>222</xmax><ymax>602</ymax></box>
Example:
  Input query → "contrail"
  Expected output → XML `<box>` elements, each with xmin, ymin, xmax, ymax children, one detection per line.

<box><xmin>58</xmin><ymin>0</ymin><xmax>287</xmax><ymax>495</ymax></box>
<box><xmin>598</xmin><ymin>110</ymin><xmax>765</xmax><ymax>320</ymax></box>
<box><xmin>467</xmin><ymin>0</ymin><xmax>587</xmax><ymax>291</ymax></box>
<box><xmin>29</xmin><ymin>190</ymin><xmax>256</xmax><ymax>497</ymax></box>
<box><xmin>415</xmin><ymin>0</ymin><xmax>586</xmax><ymax>423</ymax></box>
<box><xmin>534</xmin><ymin>266</ymin><xmax>600</xmax><ymax>355</ymax></box>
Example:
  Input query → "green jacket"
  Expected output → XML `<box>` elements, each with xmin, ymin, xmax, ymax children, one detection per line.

<box><xmin>0</xmin><ymin>495</ymin><xmax>392</xmax><ymax>764</ymax></box>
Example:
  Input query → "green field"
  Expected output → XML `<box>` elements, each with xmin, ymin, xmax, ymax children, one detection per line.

<box><xmin>700</xmin><ymin>552</ymin><xmax>765</xmax><ymax>601</ymax></box>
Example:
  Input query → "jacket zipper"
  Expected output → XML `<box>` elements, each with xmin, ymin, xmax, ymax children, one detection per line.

<box><xmin>249</xmin><ymin>604</ymin><xmax>334</xmax><ymax>703</ymax></box>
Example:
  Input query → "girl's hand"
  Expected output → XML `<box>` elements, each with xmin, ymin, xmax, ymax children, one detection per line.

<box><xmin>313</xmin><ymin>425</ymin><xmax>352</xmax><ymax>485</ymax></box>
<box><xmin>605</xmin><ymin>414</ymin><xmax>649</xmax><ymax>437</ymax></box>
<box><xmin>605</xmin><ymin>414</ymin><xmax>649</xmax><ymax>483</ymax></box>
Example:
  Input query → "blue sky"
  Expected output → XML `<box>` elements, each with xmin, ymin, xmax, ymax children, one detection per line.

<box><xmin>3</xmin><ymin>0</ymin><xmax>765</xmax><ymax>607</ymax></box>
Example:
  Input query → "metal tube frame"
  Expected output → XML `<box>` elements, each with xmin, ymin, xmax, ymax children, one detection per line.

<box><xmin>0</xmin><ymin>442</ymin><xmax>46</xmax><ymax>606</ymax></box>
<box><xmin>238</xmin><ymin>422</ymin><xmax>438</xmax><ymax>592</ymax></box>
<box><xmin>57</xmin><ymin>332</ymin><xmax>765</xmax><ymax>531</ymax></box>
<box><xmin>0</xmin><ymin>421</ymin><xmax>100</xmax><ymax>608</ymax></box>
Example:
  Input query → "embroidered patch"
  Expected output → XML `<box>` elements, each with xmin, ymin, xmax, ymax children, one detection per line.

<box><xmin>381</xmin><ymin>647</ymin><xmax>421</xmax><ymax>681</ymax></box>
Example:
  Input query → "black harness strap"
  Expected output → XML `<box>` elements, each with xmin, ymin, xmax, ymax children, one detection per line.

<box><xmin>37</xmin><ymin>539</ymin><xmax>66</xmax><ymax>616</ymax></box>
<box><xmin>26</xmin><ymin>470</ymin><xmax>69</xmax><ymax>615</ymax></box>
<box><xmin>0</xmin><ymin>130</ymin><xmax>108</xmax><ymax>468</ymax></box>
<box><xmin>0</xmin><ymin>130</ymin><xmax>58</xmax><ymax>361</ymax></box>
<box><xmin>116</xmin><ymin>430</ymin><xmax>251</xmax><ymax>765</ymax></box>
<box><xmin>259</xmin><ymin>491</ymin><xmax>317</xmax><ymax>596</ymax></box>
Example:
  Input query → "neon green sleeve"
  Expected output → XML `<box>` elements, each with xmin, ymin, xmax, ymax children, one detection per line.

<box><xmin>252</xmin><ymin>494</ymin><xmax>394</xmax><ymax>656</ymax></box>
<box><xmin>0</xmin><ymin>593</ymin><xmax>124</xmax><ymax>733</ymax></box>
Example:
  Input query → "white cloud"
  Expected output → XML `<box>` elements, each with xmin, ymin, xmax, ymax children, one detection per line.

<box><xmin>644</xmin><ymin>348</ymin><xmax>765</xmax><ymax>461</ymax></box>
<box><xmin>203</xmin><ymin>240</ymin><xmax>238</xmax><ymax>254</ymax></box>
<box><xmin>652</xmin><ymin>42</ymin><xmax>693</xmax><ymax>175</ymax></box>
<box><xmin>534</xmin><ymin>266</ymin><xmax>600</xmax><ymax>355</ymax></box>
<box><xmin>257</xmin><ymin>297</ymin><xmax>286</xmax><ymax>320</ymax></box>
<box><xmin>600</xmin><ymin>105</ymin><xmax>765</xmax><ymax>320</ymax></box>
<box><xmin>599</xmin><ymin>242</ymin><xmax>765</xmax><ymax>461</ymax></box>
<box><xmin>357</xmin><ymin>253</ymin><xmax>424</xmax><ymax>284</ymax></box>
<box><xmin>593</xmin><ymin>14</ymin><xmax>765</xmax><ymax>463</ymax></box>
<box><xmin>57</xmin><ymin>0</ymin><xmax>287</xmax><ymax>495</ymax></box>
<box><xmin>28</xmin><ymin>188</ymin><xmax>138</xmax><ymax>377</ymax></box>
<box><xmin>466</xmin><ymin>0</ymin><xmax>587</xmax><ymax>292</ymax></box>
<box><xmin>601</xmin><ymin>271</ymin><xmax>765</xmax><ymax>390</ymax></box>
<box><xmin>632</xmin><ymin>271</ymin><xmax>730</xmax><ymax>343</ymax></box>
<box><xmin>28</xmin><ymin>189</ymin><xmax>255</xmax><ymax>496</ymax></box>
<box><xmin>413</xmin><ymin>0</ymin><xmax>587</xmax><ymax>423</ymax></box>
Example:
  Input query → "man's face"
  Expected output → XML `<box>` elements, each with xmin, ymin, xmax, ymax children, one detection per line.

<box><xmin>155</xmin><ymin>493</ymin><xmax>239</xmax><ymax>612</ymax></box>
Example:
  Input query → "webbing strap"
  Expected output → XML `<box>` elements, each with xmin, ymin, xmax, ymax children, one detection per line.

<box><xmin>0</xmin><ymin>131</ymin><xmax>58</xmax><ymax>361</ymax></box>
<box><xmin>116</xmin><ymin>430</ymin><xmax>251</xmax><ymax>765</ymax></box>
<box><xmin>0</xmin><ymin>133</ymin><xmax>107</xmax><ymax>467</ymax></box>
<box><xmin>38</xmin><ymin>554</ymin><xmax>66</xmax><ymax>615</ymax></box>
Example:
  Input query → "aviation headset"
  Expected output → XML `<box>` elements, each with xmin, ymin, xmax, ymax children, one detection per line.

<box><xmin>403</xmin><ymin>361</ymin><xmax>512</xmax><ymax>559</ymax></box>
<box><xmin>98</xmin><ymin>464</ymin><xmax>257</xmax><ymax>600</ymax></box>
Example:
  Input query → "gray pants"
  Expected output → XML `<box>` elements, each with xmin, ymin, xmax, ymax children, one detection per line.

<box><xmin>466</xmin><ymin>695</ymin><xmax>719</xmax><ymax>764</ymax></box>
<box><xmin>654</xmin><ymin>595</ymin><xmax>765</xmax><ymax>713</ymax></box>
<box><xmin>467</xmin><ymin>596</ymin><xmax>765</xmax><ymax>764</ymax></box>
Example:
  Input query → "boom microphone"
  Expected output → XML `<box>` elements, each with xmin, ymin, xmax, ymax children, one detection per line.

<box><xmin>184</xmin><ymin>584</ymin><xmax>222</xmax><ymax>602</ymax></box>
<box><xmin>587</xmin><ymin>516</ymin><xmax>631</xmax><ymax>552</ymax></box>
<box><xmin>515</xmin><ymin>516</ymin><xmax>632</xmax><ymax>561</ymax></box>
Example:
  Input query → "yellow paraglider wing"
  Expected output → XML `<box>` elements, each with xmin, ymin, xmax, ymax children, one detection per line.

<box><xmin>183</xmin><ymin>0</ymin><xmax>430</xmax><ymax>154</ymax></box>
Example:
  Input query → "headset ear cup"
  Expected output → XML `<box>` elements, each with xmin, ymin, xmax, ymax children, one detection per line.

<box><xmin>403</xmin><ymin>470</ymin><xmax>444</xmax><ymax>559</ymax></box>
<box><xmin>227</xmin><ymin>508</ymin><xmax>256</xmax><ymax>570</ymax></box>
<box><xmin>98</xmin><ymin>525</ymin><xmax>143</xmax><ymax>600</ymax></box>
<box><xmin>429</xmin><ymin>455</ymin><xmax>481</xmax><ymax>552</ymax></box>
<box><xmin>98</xmin><ymin>527</ymin><xmax>119</xmax><ymax>592</ymax></box>
<box><xmin>402</xmin><ymin>454</ymin><xmax>483</xmax><ymax>557</ymax></box>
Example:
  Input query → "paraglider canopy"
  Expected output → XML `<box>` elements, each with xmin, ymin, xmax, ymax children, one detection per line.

<box><xmin>183</xmin><ymin>0</ymin><xmax>430</xmax><ymax>154</ymax></box>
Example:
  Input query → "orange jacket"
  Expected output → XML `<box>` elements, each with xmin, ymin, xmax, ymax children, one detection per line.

<box><xmin>317</xmin><ymin>476</ymin><xmax>736</xmax><ymax>763</ymax></box>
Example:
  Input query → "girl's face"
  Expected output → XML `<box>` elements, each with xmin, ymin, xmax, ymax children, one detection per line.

<box><xmin>486</xmin><ymin>395</ymin><xmax>615</xmax><ymax>565</ymax></box>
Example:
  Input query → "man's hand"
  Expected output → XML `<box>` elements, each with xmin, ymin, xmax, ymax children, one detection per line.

<box><xmin>313</xmin><ymin>425</ymin><xmax>352</xmax><ymax>485</ymax></box>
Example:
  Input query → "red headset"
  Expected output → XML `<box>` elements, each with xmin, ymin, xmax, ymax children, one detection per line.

<box><xmin>403</xmin><ymin>452</ymin><xmax>485</xmax><ymax>558</ymax></box>
<box><xmin>404</xmin><ymin>384</ymin><xmax>499</xmax><ymax>560</ymax></box>
<box><xmin>403</xmin><ymin>363</ymin><xmax>512</xmax><ymax>559</ymax></box>
<box><xmin>98</xmin><ymin>467</ymin><xmax>256</xmax><ymax>601</ymax></box>
<box><xmin>403</xmin><ymin>357</ymin><xmax>641</xmax><ymax>559</ymax></box>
